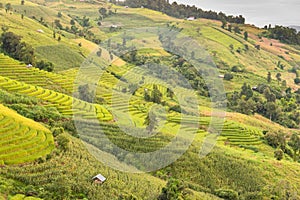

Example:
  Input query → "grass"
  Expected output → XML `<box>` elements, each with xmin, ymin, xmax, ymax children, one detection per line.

<box><xmin>35</xmin><ymin>44</ymin><xmax>85</xmax><ymax>71</ymax></box>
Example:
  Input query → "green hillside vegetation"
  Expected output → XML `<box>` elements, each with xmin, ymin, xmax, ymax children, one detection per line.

<box><xmin>0</xmin><ymin>0</ymin><xmax>299</xmax><ymax>199</ymax></box>
<box><xmin>0</xmin><ymin>0</ymin><xmax>97</xmax><ymax>71</ymax></box>
<box><xmin>1</xmin><ymin>132</ymin><xmax>223</xmax><ymax>200</ymax></box>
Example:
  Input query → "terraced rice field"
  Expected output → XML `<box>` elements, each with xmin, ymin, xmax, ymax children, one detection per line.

<box><xmin>0</xmin><ymin>53</ymin><xmax>262</xmax><ymax>147</ymax></box>
<box><xmin>0</xmin><ymin>76</ymin><xmax>113</xmax><ymax>121</ymax></box>
<box><xmin>0</xmin><ymin>105</ymin><xmax>54</xmax><ymax>165</ymax></box>
<box><xmin>168</xmin><ymin>114</ymin><xmax>262</xmax><ymax>146</ymax></box>
<box><xmin>220</xmin><ymin>122</ymin><xmax>262</xmax><ymax>145</ymax></box>
<box><xmin>0</xmin><ymin>54</ymin><xmax>74</xmax><ymax>94</ymax></box>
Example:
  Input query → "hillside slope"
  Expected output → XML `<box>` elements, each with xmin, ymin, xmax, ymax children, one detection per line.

<box><xmin>0</xmin><ymin>0</ymin><xmax>299</xmax><ymax>199</ymax></box>
<box><xmin>0</xmin><ymin>0</ymin><xmax>98</xmax><ymax>71</ymax></box>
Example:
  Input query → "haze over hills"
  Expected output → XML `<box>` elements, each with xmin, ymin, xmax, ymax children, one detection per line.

<box><xmin>0</xmin><ymin>0</ymin><xmax>299</xmax><ymax>199</ymax></box>
<box><xmin>171</xmin><ymin>0</ymin><xmax>300</xmax><ymax>27</ymax></box>
<box><xmin>290</xmin><ymin>25</ymin><xmax>300</xmax><ymax>32</ymax></box>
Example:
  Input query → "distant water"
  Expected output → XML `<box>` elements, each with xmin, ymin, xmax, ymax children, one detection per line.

<box><xmin>171</xmin><ymin>0</ymin><xmax>300</xmax><ymax>27</ymax></box>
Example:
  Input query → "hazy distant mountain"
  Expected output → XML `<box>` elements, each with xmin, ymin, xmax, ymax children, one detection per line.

<box><xmin>289</xmin><ymin>26</ymin><xmax>300</xmax><ymax>32</ymax></box>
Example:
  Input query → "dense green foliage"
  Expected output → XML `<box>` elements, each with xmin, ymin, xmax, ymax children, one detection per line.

<box><xmin>266</xmin><ymin>25</ymin><xmax>300</xmax><ymax>45</ymax></box>
<box><xmin>0</xmin><ymin>31</ymin><xmax>35</xmax><ymax>65</ymax></box>
<box><xmin>158</xmin><ymin>178</ymin><xmax>186</xmax><ymax>200</ymax></box>
<box><xmin>121</xmin><ymin>0</ymin><xmax>245</xmax><ymax>24</ymax></box>
<box><xmin>228</xmin><ymin>83</ymin><xmax>300</xmax><ymax>128</ymax></box>
<box><xmin>0</xmin><ymin>32</ymin><xmax>54</xmax><ymax>71</ymax></box>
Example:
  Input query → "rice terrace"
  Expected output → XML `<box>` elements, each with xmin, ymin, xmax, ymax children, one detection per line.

<box><xmin>0</xmin><ymin>0</ymin><xmax>299</xmax><ymax>199</ymax></box>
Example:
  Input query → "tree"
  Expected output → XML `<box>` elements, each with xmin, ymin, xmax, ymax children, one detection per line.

<box><xmin>78</xmin><ymin>84</ymin><xmax>93</xmax><ymax>103</ymax></box>
<box><xmin>144</xmin><ymin>111</ymin><xmax>158</xmax><ymax>133</ymax></box>
<box><xmin>15</xmin><ymin>42</ymin><xmax>35</xmax><ymax>64</ymax></box>
<box><xmin>158</xmin><ymin>178</ymin><xmax>185</xmax><ymax>200</ymax></box>
<box><xmin>56</xmin><ymin>135</ymin><xmax>69</xmax><ymax>151</ymax></box>
<box><xmin>240</xmin><ymin>83</ymin><xmax>253</xmax><ymax>100</ymax></box>
<box><xmin>1</xmin><ymin>32</ymin><xmax>21</xmax><ymax>56</ymax></box>
<box><xmin>36</xmin><ymin>60</ymin><xmax>54</xmax><ymax>72</ymax></box>
<box><xmin>228</xmin><ymin>24</ymin><xmax>232</xmax><ymax>32</ymax></box>
<box><xmin>265</xmin><ymin>132</ymin><xmax>286</xmax><ymax>149</ymax></box>
<box><xmin>294</xmin><ymin>77</ymin><xmax>300</xmax><ymax>85</ymax></box>
<box><xmin>54</xmin><ymin>20</ymin><xmax>63</xmax><ymax>29</ymax></box>
<box><xmin>288</xmin><ymin>133</ymin><xmax>300</xmax><ymax>161</ymax></box>
<box><xmin>151</xmin><ymin>85</ymin><xmax>163</xmax><ymax>104</ymax></box>
<box><xmin>221</xmin><ymin>18</ymin><xmax>227</xmax><ymax>29</ymax></box>
<box><xmin>274</xmin><ymin>149</ymin><xmax>284</xmax><ymax>160</ymax></box>
<box><xmin>57</xmin><ymin>12</ymin><xmax>62</xmax><ymax>18</ymax></box>
<box><xmin>1</xmin><ymin>25</ymin><xmax>9</xmax><ymax>32</ymax></box>
<box><xmin>267</xmin><ymin>72</ymin><xmax>272</xmax><ymax>83</ymax></box>
<box><xmin>128</xmin><ymin>83</ymin><xmax>138</xmax><ymax>94</ymax></box>
<box><xmin>282</xmin><ymin>80</ymin><xmax>287</xmax><ymax>87</ymax></box>
<box><xmin>122</xmin><ymin>37</ymin><xmax>127</xmax><ymax>46</ymax></box>
<box><xmin>129</xmin><ymin>48</ymin><xmax>137</xmax><ymax>62</ymax></box>
<box><xmin>263</xmin><ymin>88</ymin><xmax>276</xmax><ymax>102</ymax></box>
<box><xmin>0</xmin><ymin>32</ymin><xmax>35</xmax><ymax>64</ymax></box>
<box><xmin>144</xmin><ymin>90</ymin><xmax>151</xmax><ymax>101</ymax></box>
<box><xmin>96</xmin><ymin>48</ymin><xmax>102</xmax><ymax>57</ymax></box>
<box><xmin>107</xmin><ymin>38</ymin><xmax>111</xmax><ymax>48</ymax></box>
<box><xmin>70</xmin><ymin>25</ymin><xmax>78</xmax><ymax>34</ymax></box>
<box><xmin>265</xmin><ymin>102</ymin><xmax>280</xmax><ymax>120</ymax></box>
<box><xmin>5</xmin><ymin>3</ymin><xmax>12</xmax><ymax>13</ymax></box>
<box><xmin>236</xmin><ymin>98</ymin><xmax>256</xmax><ymax>115</ymax></box>
<box><xmin>276</xmin><ymin>73</ymin><xmax>282</xmax><ymax>83</ymax></box>
<box><xmin>234</xmin><ymin>26</ymin><xmax>241</xmax><ymax>34</ymax></box>
<box><xmin>99</xmin><ymin>7</ymin><xmax>107</xmax><ymax>18</ymax></box>
<box><xmin>224</xmin><ymin>73</ymin><xmax>234</xmax><ymax>81</ymax></box>
<box><xmin>191</xmin><ymin>51</ymin><xmax>195</xmax><ymax>59</ymax></box>
<box><xmin>166</xmin><ymin>88</ymin><xmax>174</xmax><ymax>99</ymax></box>
<box><xmin>244</xmin><ymin>31</ymin><xmax>248</xmax><ymax>41</ymax></box>
<box><xmin>70</xmin><ymin>19</ymin><xmax>75</xmax><ymax>25</ymax></box>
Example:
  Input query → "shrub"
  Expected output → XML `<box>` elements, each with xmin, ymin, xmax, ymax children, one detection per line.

<box><xmin>231</xmin><ymin>66</ymin><xmax>243</xmax><ymax>72</ymax></box>
<box><xmin>215</xmin><ymin>188</ymin><xmax>238</xmax><ymax>200</ymax></box>
<box><xmin>36</xmin><ymin>60</ymin><xmax>54</xmax><ymax>72</ymax></box>
<box><xmin>56</xmin><ymin>135</ymin><xmax>69</xmax><ymax>151</ymax></box>
<box><xmin>169</xmin><ymin>105</ymin><xmax>181</xmax><ymax>113</ymax></box>
<box><xmin>265</xmin><ymin>132</ymin><xmax>280</xmax><ymax>148</ymax></box>
<box><xmin>52</xmin><ymin>127</ymin><xmax>64</xmax><ymax>137</ymax></box>
<box><xmin>274</xmin><ymin>149</ymin><xmax>284</xmax><ymax>160</ymax></box>
<box><xmin>158</xmin><ymin>178</ymin><xmax>185</xmax><ymax>200</ymax></box>
<box><xmin>244</xmin><ymin>192</ymin><xmax>263</xmax><ymax>200</ymax></box>
<box><xmin>224</xmin><ymin>73</ymin><xmax>234</xmax><ymax>81</ymax></box>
